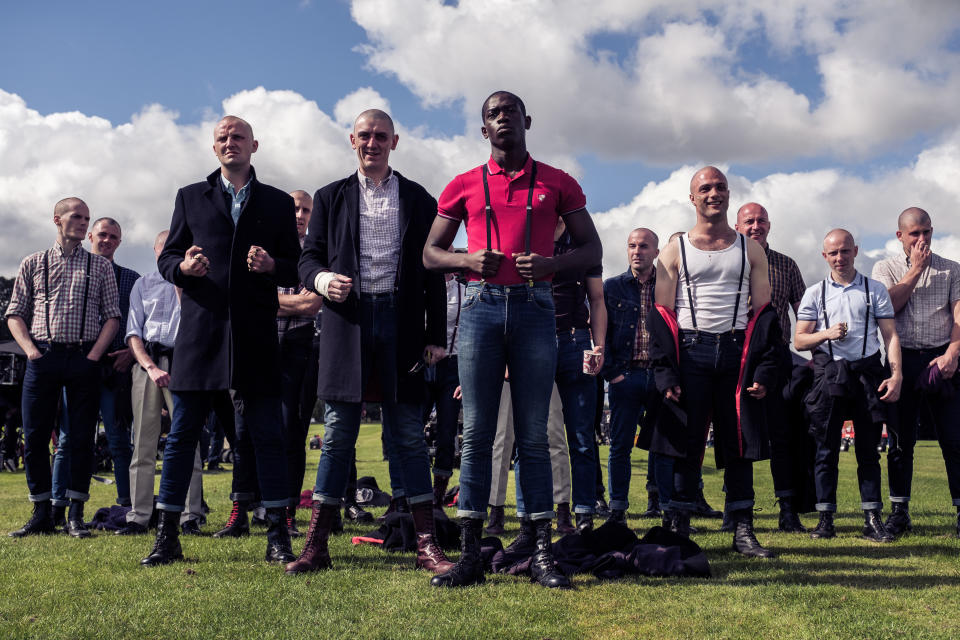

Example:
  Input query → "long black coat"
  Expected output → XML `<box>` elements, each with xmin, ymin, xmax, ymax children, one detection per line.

<box><xmin>159</xmin><ymin>168</ymin><xmax>300</xmax><ymax>394</ymax></box>
<box><xmin>299</xmin><ymin>171</ymin><xmax>445</xmax><ymax>404</ymax></box>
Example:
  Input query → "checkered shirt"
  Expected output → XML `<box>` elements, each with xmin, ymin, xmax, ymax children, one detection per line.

<box><xmin>5</xmin><ymin>243</ymin><xmax>121</xmax><ymax>343</ymax></box>
<box><xmin>872</xmin><ymin>251</ymin><xmax>960</xmax><ymax>349</ymax></box>
<box><xmin>107</xmin><ymin>262</ymin><xmax>141</xmax><ymax>351</ymax></box>
<box><xmin>277</xmin><ymin>283</ymin><xmax>316</xmax><ymax>338</ymax></box>
<box><xmin>357</xmin><ymin>169</ymin><xmax>401</xmax><ymax>293</ymax></box>
<box><xmin>766</xmin><ymin>246</ymin><xmax>806</xmax><ymax>346</ymax></box>
<box><xmin>632</xmin><ymin>269</ymin><xmax>656</xmax><ymax>363</ymax></box>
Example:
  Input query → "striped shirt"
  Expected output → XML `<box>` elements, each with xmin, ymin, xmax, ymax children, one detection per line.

<box><xmin>125</xmin><ymin>271</ymin><xmax>180</xmax><ymax>348</ymax></box>
<box><xmin>5</xmin><ymin>243</ymin><xmax>121</xmax><ymax>343</ymax></box>
<box><xmin>872</xmin><ymin>251</ymin><xmax>960</xmax><ymax>350</ymax></box>
<box><xmin>766</xmin><ymin>246</ymin><xmax>806</xmax><ymax>346</ymax></box>
<box><xmin>633</xmin><ymin>269</ymin><xmax>656</xmax><ymax>363</ymax></box>
<box><xmin>357</xmin><ymin>169</ymin><xmax>401</xmax><ymax>293</ymax></box>
<box><xmin>107</xmin><ymin>262</ymin><xmax>142</xmax><ymax>351</ymax></box>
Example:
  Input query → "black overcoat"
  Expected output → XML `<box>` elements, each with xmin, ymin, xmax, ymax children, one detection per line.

<box><xmin>298</xmin><ymin>171</ymin><xmax>445</xmax><ymax>403</ymax></box>
<box><xmin>158</xmin><ymin>168</ymin><xmax>300</xmax><ymax>393</ymax></box>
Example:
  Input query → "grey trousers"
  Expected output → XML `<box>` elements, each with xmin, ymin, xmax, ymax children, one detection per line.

<box><xmin>127</xmin><ymin>356</ymin><xmax>203</xmax><ymax>526</ymax></box>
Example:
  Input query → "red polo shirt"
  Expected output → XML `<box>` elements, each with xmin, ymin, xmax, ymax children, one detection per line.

<box><xmin>437</xmin><ymin>154</ymin><xmax>587</xmax><ymax>285</ymax></box>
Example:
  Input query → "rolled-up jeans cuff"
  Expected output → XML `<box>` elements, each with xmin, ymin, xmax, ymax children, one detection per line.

<box><xmin>155</xmin><ymin>502</ymin><xmax>185</xmax><ymax>513</ymax></box>
<box><xmin>407</xmin><ymin>493</ymin><xmax>434</xmax><ymax>506</ymax></box>
<box><xmin>66</xmin><ymin>490</ymin><xmax>90</xmax><ymax>502</ymax></box>
<box><xmin>528</xmin><ymin>510</ymin><xmax>554</xmax><ymax>521</ymax></box>
<box><xmin>609</xmin><ymin>499</ymin><xmax>629</xmax><ymax>511</ymax></box>
<box><xmin>313</xmin><ymin>493</ymin><xmax>341</xmax><ymax>505</ymax></box>
<box><xmin>573</xmin><ymin>504</ymin><xmax>595</xmax><ymax>515</ymax></box>
<box><xmin>667</xmin><ymin>500</ymin><xmax>696</xmax><ymax>513</ymax></box>
<box><xmin>261</xmin><ymin>498</ymin><xmax>291</xmax><ymax>509</ymax></box>
<box><xmin>29</xmin><ymin>492</ymin><xmax>53</xmax><ymax>503</ymax></box>
<box><xmin>774</xmin><ymin>490</ymin><xmax>796</xmax><ymax>498</ymax></box>
<box><xmin>230</xmin><ymin>492</ymin><xmax>256</xmax><ymax>502</ymax></box>
<box><xmin>725</xmin><ymin>499</ymin><xmax>754</xmax><ymax>512</ymax></box>
<box><xmin>432</xmin><ymin>469</ymin><xmax>453</xmax><ymax>479</ymax></box>
<box><xmin>889</xmin><ymin>496</ymin><xmax>910</xmax><ymax>503</ymax></box>
<box><xmin>457</xmin><ymin>509</ymin><xmax>487</xmax><ymax>520</ymax></box>
<box><xmin>50</xmin><ymin>498</ymin><xmax>69</xmax><ymax>507</ymax></box>
<box><xmin>815</xmin><ymin>502</ymin><xmax>837</xmax><ymax>513</ymax></box>
<box><xmin>861</xmin><ymin>501</ymin><xmax>883</xmax><ymax>511</ymax></box>
<box><xmin>952</xmin><ymin>498</ymin><xmax>960</xmax><ymax>507</ymax></box>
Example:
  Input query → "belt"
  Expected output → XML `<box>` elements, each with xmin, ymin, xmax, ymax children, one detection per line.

<box><xmin>37</xmin><ymin>341</ymin><xmax>96</xmax><ymax>352</ymax></box>
<box><xmin>679</xmin><ymin>328</ymin><xmax>746</xmax><ymax>342</ymax></box>
<box><xmin>629</xmin><ymin>360</ymin><xmax>652</xmax><ymax>369</ymax></box>
<box><xmin>360</xmin><ymin>291</ymin><xmax>397</xmax><ymax>301</ymax></box>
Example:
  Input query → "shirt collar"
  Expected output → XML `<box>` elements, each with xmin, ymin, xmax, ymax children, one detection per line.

<box><xmin>632</xmin><ymin>268</ymin><xmax>656</xmax><ymax>285</ymax></box>
<box><xmin>357</xmin><ymin>168</ymin><xmax>394</xmax><ymax>189</ymax></box>
<box><xmin>220</xmin><ymin>172</ymin><xmax>252</xmax><ymax>196</ymax></box>
<box><xmin>827</xmin><ymin>270</ymin><xmax>863</xmax><ymax>288</ymax></box>
<box><xmin>486</xmin><ymin>153</ymin><xmax>533</xmax><ymax>178</ymax></box>
<box><xmin>53</xmin><ymin>241</ymin><xmax>83</xmax><ymax>258</ymax></box>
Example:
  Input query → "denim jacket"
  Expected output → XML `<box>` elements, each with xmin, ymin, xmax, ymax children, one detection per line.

<box><xmin>599</xmin><ymin>269</ymin><xmax>653</xmax><ymax>382</ymax></box>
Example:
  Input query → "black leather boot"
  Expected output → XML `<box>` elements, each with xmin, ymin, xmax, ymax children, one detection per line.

<box><xmin>555</xmin><ymin>502</ymin><xmax>575</xmax><ymax>535</ymax></box>
<box><xmin>594</xmin><ymin>495</ymin><xmax>611</xmax><ymax>519</ymax></box>
<box><xmin>286</xmin><ymin>505</ymin><xmax>302</xmax><ymax>538</ymax></box>
<box><xmin>344</xmin><ymin>500</ymin><xmax>374</xmax><ymax>524</ymax></box>
<box><xmin>141</xmin><ymin>510</ymin><xmax>184</xmax><ymax>566</ymax></box>
<box><xmin>694</xmin><ymin>488</ymin><xmax>723</xmax><ymax>518</ymax></box>
<box><xmin>285</xmin><ymin>502</ymin><xmax>336</xmax><ymax>575</ymax></box>
<box><xmin>66</xmin><ymin>500</ymin><xmax>91</xmax><ymax>538</ymax></box>
<box><xmin>883</xmin><ymin>502</ymin><xmax>912</xmax><ymax>537</ymax></box>
<box><xmin>530</xmin><ymin>519</ymin><xmax>571</xmax><ymax>589</ymax></box>
<box><xmin>720</xmin><ymin>508</ymin><xmax>734</xmax><ymax>532</ymax></box>
<box><xmin>377</xmin><ymin>496</ymin><xmax>409</xmax><ymax>523</ymax></box>
<box><xmin>863</xmin><ymin>509</ymin><xmax>894</xmax><ymax>543</ymax></box>
<box><xmin>265</xmin><ymin>507</ymin><xmax>296</xmax><ymax>563</ymax></box>
<box><xmin>9</xmin><ymin>500</ymin><xmax>54</xmax><ymax>537</ymax></box>
<box><xmin>778</xmin><ymin>497</ymin><xmax>807</xmax><ymax>533</ymax></box>
<box><xmin>484</xmin><ymin>505</ymin><xmax>505</xmax><ymax>535</ymax></box>
<box><xmin>432</xmin><ymin>474</ymin><xmax>450</xmax><ymax>509</ymax></box>
<box><xmin>606</xmin><ymin>508</ymin><xmax>627</xmax><ymax>525</ymax></box>
<box><xmin>640</xmin><ymin>492</ymin><xmax>661</xmax><ymax>518</ymax></box>
<box><xmin>430</xmin><ymin>518</ymin><xmax>485</xmax><ymax>587</ymax></box>
<box><xmin>731</xmin><ymin>510</ymin><xmax>775</xmax><ymax>558</ymax></box>
<box><xmin>504</xmin><ymin>517</ymin><xmax>537</xmax><ymax>554</ymax></box>
<box><xmin>575</xmin><ymin>512</ymin><xmax>594</xmax><ymax>533</ymax></box>
<box><xmin>52</xmin><ymin>504</ymin><xmax>67</xmax><ymax>529</ymax></box>
<box><xmin>809</xmin><ymin>511</ymin><xmax>836</xmax><ymax>539</ymax></box>
<box><xmin>662</xmin><ymin>510</ymin><xmax>691</xmax><ymax>538</ymax></box>
<box><xmin>212</xmin><ymin>500</ymin><xmax>250</xmax><ymax>538</ymax></box>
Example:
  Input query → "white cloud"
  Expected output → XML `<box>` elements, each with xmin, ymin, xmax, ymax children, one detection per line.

<box><xmin>350</xmin><ymin>0</ymin><xmax>960</xmax><ymax>163</ymax></box>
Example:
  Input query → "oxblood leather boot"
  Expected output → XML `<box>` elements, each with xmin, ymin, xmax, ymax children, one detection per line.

<box><xmin>530</xmin><ymin>519</ymin><xmax>571</xmax><ymax>589</ymax></box>
<box><xmin>863</xmin><ymin>509</ymin><xmax>894</xmax><ymax>543</ymax></box>
<box><xmin>484</xmin><ymin>505</ymin><xmax>505</xmax><ymax>535</ymax></box>
<box><xmin>213</xmin><ymin>500</ymin><xmax>250</xmax><ymax>538</ymax></box>
<box><xmin>433</xmin><ymin>475</ymin><xmax>450</xmax><ymax>509</ymax></box>
<box><xmin>66</xmin><ymin>500</ymin><xmax>91</xmax><ymax>538</ymax></box>
<box><xmin>265</xmin><ymin>507</ymin><xmax>296</xmax><ymax>563</ymax></box>
<box><xmin>411</xmin><ymin>501</ymin><xmax>454</xmax><ymax>573</ymax></box>
<box><xmin>285</xmin><ymin>502</ymin><xmax>336</xmax><ymax>575</ymax></box>
<box><xmin>778</xmin><ymin>497</ymin><xmax>807</xmax><ymax>533</ymax></box>
<box><xmin>430</xmin><ymin>518</ymin><xmax>485</xmax><ymax>587</ymax></box>
<box><xmin>555</xmin><ymin>502</ymin><xmax>575</xmax><ymax>535</ymax></box>
<box><xmin>731</xmin><ymin>510</ymin><xmax>776</xmax><ymax>558</ymax></box>
<box><xmin>141</xmin><ymin>510</ymin><xmax>184</xmax><ymax>566</ymax></box>
<box><xmin>883</xmin><ymin>502</ymin><xmax>912</xmax><ymax>537</ymax></box>
<box><xmin>640</xmin><ymin>492</ymin><xmax>661</xmax><ymax>518</ymax></box>
<box><xmin>9</xmin><ymin>500</ymin><xmax>54</xmax><ymax>537</ymax></box>
<box><xmin>809</xmin><ymin>511</ymin><xmax>836</xmax><ymax>539</ymax></box>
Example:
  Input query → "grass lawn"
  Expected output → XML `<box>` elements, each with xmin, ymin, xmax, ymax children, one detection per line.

<box><xmin>1</xmin><ymin>427</ymin><xmax>959</xmax><ymax>640</ymax></box>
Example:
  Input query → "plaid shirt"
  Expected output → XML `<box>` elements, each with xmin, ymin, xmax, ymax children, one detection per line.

<box><xmin>5</xmin><ymin>243</ymin><xmax>121</xmax><ymax>343</ymax></box>
<box><xmin>107</xmin><ymin>262</ymin><xmax>141</xmax><ymax>351</ymax></box>
<box><xmin>633</xmin><ymin>269</ymin><xmax>656</xmax><ymax>363</ymax></box>
<box><xmin>766</xmin><ymin>246</ymin><xmax>806</xmax><ymax>346</ymax></box>
<box><xmin>357</xmin><ymin>169</ymin><xmax>400</xmax><ymax>293</ymax></box>
<box><xmin>872</xmin><ymin>251</ymin><xmax>960</xmax><ymax>350</ymax></box>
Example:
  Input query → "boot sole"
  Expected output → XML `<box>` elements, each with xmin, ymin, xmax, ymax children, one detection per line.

<box><xmin>284</xmin><ymin>562</ymin><xmax>332</xmax><ymax>575</ymax></box>
<box><xmin>140</xmin><ymin>553</ymin><xmax>184</xmax><ymax>567</ymax></box>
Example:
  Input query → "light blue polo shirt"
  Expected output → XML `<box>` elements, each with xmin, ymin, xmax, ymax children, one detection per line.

<box><xmin>797</xmin><ymin>271</ymin><xmax>895</xmax><ymax>361</ymax></box>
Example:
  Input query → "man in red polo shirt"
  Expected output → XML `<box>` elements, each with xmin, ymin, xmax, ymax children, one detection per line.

<box><xmin>423</xmin><ymin>91</ymin><xmax>602</xmax><ymax>588</ymax></box>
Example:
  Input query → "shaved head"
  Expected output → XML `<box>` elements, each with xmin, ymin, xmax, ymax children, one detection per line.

<box><xmin>154</xmin><ymin>229</ymin><xmax>170</xmax><ymax>250</ymax></box>
<box><xmin>482</xmin><ymin>91</ymin><xmax>526</xmax><ymax>119</ymax></box>
<box><xmin>823</xmin><ymin>228</ymin><xmax>855</xmax><ymax>249</ymax></box>
<box><xmin>215</xmin><ymin>115</ymin><xmax>253</xmax><ymax>139</ymax></box>
<box><xmin>689</xmin><ymin>166</ymin><xmax>726</xmax><ymax>194</ymax></box>
<box><xmin>54</xmin><ymin>197</ymin><xmax>88</xmax><ymax>217</ymax></box>
<box><xmin>898</xmin><ymin>207</ymin><xmax>931</xmax><ymax>230</ymax></box>
<box><xmin>630</xmin><ymin>227</ymin><xmax>659</xmax><ymax>246</ymax></box>
<box><xmin>354</xmin><ymin>109</ymin><xmax>394</xmax><ymax>134</ymax></box>
<box><xmin>289</xmin><ymin>189</ymin><xmax>310</xmax><ymax>201</ymax></box>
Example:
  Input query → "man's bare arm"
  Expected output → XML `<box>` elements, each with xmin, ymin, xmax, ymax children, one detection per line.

<box><xmin>277</xmin><ymin>290</ymin><xmax>323</xmax><ymax>317</ymax></box>
<box><xmin>747</xmin><ymin>238</ymin><xmax>771</xmax><ymax>309</ymax></box>
<box><xmin>7</xmin><ymin>316</ymin><xmax>41</xmax><ymax>360</ymax></box>
<box><xmin>655</xmin><ymin>239</ymin><xmax>680</xmax><ymax>309</ymax></box>
<box><xmin>877</xmin><ymin>317</ymin><xmax>902</xmax><ymax>402</ymax></box>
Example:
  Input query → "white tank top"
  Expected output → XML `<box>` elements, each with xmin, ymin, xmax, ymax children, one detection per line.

<box><xmin>675</xmin><ymin>233</ymin><xmax>750</xmax><ymax>332</ymax></box>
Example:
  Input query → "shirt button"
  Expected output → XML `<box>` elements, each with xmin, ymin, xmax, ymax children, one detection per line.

<box><xmin>630</xmin><ymin>324</ymin><xmax>634</xmax><ymax>328</ymax></box>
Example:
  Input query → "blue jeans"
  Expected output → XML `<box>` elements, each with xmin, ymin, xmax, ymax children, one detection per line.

<box><xmin>21</xmin><ymin>345</ymin><xmax>100</xmax><ymax>503</ymax></box>
<box><xmin>158</xmin><ymin>390</ymin><xmax>289</xmax><ymax>511</ymax></box>
<box><xmin>525</xmin><ymin>328</ymin><xmax>596</xmax><ymax>514</ymax></box>
<box><xmin>99</xmin><ymin>380</ymin><xmax>133</xmax><ymax>505</ymax></box>
<box><xmin>423</xmin><ymin>356</ymin><xmax>461</xmax><ymax>478</ymax></box>
<box><xmin>673</xmin><ymin>330</ymin><xmax>755</xmax><ymax>513</ymax></box>
<box><xmin>280</xmin><ymin>325</ymin><xmax>313</xmax><ymax>501</ymax></box>
<box><xmin>312</xmin><ymin>293</ymin><xmax>432</xmax><ymax>506</ymax></box>
<box><xmin>456</xmin><ymin>282</ymin><xmax>557</xmax><ymax>521</ymax></box>
<box><xmin>607</xmin><ymin>367</ymin><xmax>656</xmax><ymax>511</ymax></box>
<box><xmin>813</xmin><ymin>391</ymin><xmax>883</xmax><ymax>512</ymax></box>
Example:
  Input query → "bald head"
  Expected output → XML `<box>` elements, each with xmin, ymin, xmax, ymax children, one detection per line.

<box><xmin>898</xmin><ymin>207</ymin><xmax>931</xmax><ymax>230</ymax></box>
<box><xmin>290</xmin><ymin>190</ymin><xmax>313</xmax><ymax>238</ymax></box>
<box><xmin>54</xmin><ymin>197</ymin><xmax>88</xmax><ymax>217</ymax></box>
<box><xmin>821</xmin><ymin>228</ymin><xmax>858</xmax><ymax>280</ymax></box>
<box><xmin>153</xmin><ymin>229</ymin><xmax>170</xmax><ymax>259</ymax></box>
<box><xmin>354</xmin><ymin>109</ymin><xmax>394</xmax><ymax>134</ymax></box>
<box><xmin>736</xmin><ymin>202</ymin><xmax>770</xmax><ymax>247</ymax></box>
<box><xmin>823</xmin><ymin>228</ymin><xmax>855</xmax><ymax>249</ymax></box>
<box><xmin>689</xmin><ymin>166</ymin><xmax>730</xmax><ymax>220</ymax></box>
<box><xmin>690</xmin><ymin>166</ymin><xmax>726</xmax><ymax>194</ymax></box>
<box><xmin>215</xmin><ymin>115</ymin><xmax>253</xmax><ymax>139</ymax></box>
<box><xmin>627</xmin><ymin>227</ymin><xmax>659</xmax><ymax>277</ymax></box>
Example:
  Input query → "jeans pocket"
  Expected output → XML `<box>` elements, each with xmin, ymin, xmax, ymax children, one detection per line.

<box><xmin>530</xmin><ymin>289</ymin><xmax>555</xmax><ymax>314</ymax></box>
<box><xmin>461</xmin><ymin>292</ymin><xmax>482</xmax><ymax>312</ymax></box>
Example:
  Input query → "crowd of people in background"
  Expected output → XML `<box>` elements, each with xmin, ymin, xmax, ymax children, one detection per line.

<box><xmin>4</xmin><ymin>90</ymin><xmax>959</xmax><ymax>590</ymax></box>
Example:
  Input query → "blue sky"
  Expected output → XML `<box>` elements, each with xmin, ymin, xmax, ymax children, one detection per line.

<box><xmin>2</xmin><ymin>1</ymin><xmax>959</xmax><ymax>279</ymax></box>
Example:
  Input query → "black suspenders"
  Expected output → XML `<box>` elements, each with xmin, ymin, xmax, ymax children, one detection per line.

<box><xmin>678</xmin><ymin>233</ymin><xmax>746</xmax><ymax>334</ymax></box>
<box><xmin>481</xmin><ymin>159</ymin><xmax>538</xmax><ymax>285</ymax></box>
<box><xmin>820</xmin><ymin>275</ymin><xmax>871</xmax><ymax>358</ymax></box>
<box><xmin>43</xmin><ymin>249</ymin><xmax>92</xmax><ymax>343</ymax></box>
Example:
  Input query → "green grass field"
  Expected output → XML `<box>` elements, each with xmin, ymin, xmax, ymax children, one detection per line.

<box><xmin>1</xmin><ymin>427</ymin><xmax>959</xmax><ymax>640</ymax></box>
